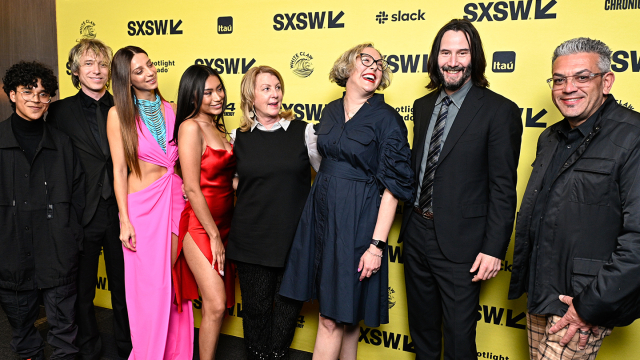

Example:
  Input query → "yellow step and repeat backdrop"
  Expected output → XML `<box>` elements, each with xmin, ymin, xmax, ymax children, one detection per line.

<box><xmin>56</xmin><ymin>0</ymin><xmax>639</xmax><ymax>358</ymax></box>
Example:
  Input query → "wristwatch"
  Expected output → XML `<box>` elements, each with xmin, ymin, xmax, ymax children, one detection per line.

<box><xmin>371</xmin><ymin>239</ymin><xmax>387</xmax><ymax>250</ymax></box>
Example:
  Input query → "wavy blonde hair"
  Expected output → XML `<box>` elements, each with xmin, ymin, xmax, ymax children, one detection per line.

<box><xmin>329</xmin><ymin>43</ymin><xmax>392</xmax><ymax>91</ymax></box>
<box><xmin>69</xmin><ymin>38</ymin><xmax>113</xmax><ymax>89</ymax></box>
<box><xmin>239</xmin><ymin>66</ymin><xmax>294</xmax><ymax>132</ymax></box>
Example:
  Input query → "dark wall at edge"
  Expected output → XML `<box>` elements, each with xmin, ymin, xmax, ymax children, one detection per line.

<box><xmin>0</xmin><ymin>0</ymin><xmax>58</xmax><ymax>121</ymax></box>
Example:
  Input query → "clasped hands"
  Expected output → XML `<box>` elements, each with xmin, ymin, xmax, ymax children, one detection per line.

<box><xmin>549</xmin><ymin>295</ymin><xmax>600</xmax><ymax>350</ymax></box>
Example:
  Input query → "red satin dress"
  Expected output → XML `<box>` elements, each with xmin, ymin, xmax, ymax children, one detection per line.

<box><xmin>173</xmin><ymin>145</ymin><xmax>236</xmax><ymax>310</ymax></box>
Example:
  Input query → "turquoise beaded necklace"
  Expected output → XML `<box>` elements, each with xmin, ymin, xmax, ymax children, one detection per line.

<box><xmin>136</xmin><ymin>94</ymin><xmax>166</xmax><ymax>153</ymax></box>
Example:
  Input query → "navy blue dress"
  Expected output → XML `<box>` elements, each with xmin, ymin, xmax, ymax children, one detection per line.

<box><xmin>280</xmin><ymin>93</ymin><xmax>414</xmax><ymax>327</ymax></box>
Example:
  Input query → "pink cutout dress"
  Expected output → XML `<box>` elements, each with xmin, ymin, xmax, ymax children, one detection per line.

<box><xmin>124</xmin><ymin>101</ymin><xmax>193</xmax><ymax>360</ymax></box>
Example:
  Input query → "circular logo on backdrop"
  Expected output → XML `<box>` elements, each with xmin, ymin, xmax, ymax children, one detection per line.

<box><xmin>290</xmin><ymin>52</ymin><xmax>314</xmax><ymax>78</ymax></box>
<box><xmin>79</xmin><ymin>20</ymin><xmax>97</xmax><ymax>39</ymax></box>
<box><xmin>388</xmin><ymin>287</ymin><xmax>396</xmax><ymax>309</ymax></box>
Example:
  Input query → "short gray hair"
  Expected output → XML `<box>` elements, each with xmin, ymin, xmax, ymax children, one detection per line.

<box><xmin>552</xmin><ymin>37</ymin><xmax>612</xmax><ymax>73</ymax></box>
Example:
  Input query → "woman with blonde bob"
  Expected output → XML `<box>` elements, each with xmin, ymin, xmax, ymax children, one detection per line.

<box><xmin>280</xmin><ymin>43</ymin><xmax>413</xmax><ymax>359</ymax></box>
<box><xmin>227</xmin><ymin>65</ymin><xmax>320</xmax><ymax>359</ymax></box>
<box><xmin>106</xmin><ymin>45</ymin><xmax>193</xmax><ymax>360</ymax></box>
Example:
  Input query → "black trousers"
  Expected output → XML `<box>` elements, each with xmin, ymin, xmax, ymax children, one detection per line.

<box><xmin>403</xmin><ymin>213</ymin><xmax>481</xmax><ymax>360</ymax></box>
<box><xmin>0</xmin><ymin>283</ymin><xmax>78</xmax><ymax>360</ymax></box>
<box><xmin>236</xmin><ymin>262</ymin><xmax>303</xmax><ymax>360</ymax></box>
<box><xmin>76</xmin><ymin>197</ymin><xmax>131</xmax><ymax>359</ymax></box>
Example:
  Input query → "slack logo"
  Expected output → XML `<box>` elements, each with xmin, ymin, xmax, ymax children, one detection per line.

<box><xmin>492</xmin><ymin>51</ymin><xmax>516</xmax><ymax>72</ymax></box>
<box><xmin>376</xmin><ymin>10</ymin><xmax>425</xmax><ymax>24</ymax></box>
<box><xmin>218</xmin><ymin>17</ymin><xmax>233</xmax><ymax>34</ymax></box>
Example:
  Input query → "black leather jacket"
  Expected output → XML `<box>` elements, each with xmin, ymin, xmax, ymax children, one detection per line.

<box><xmin>509</xmin><ymin>95</ymin><xmax>640</xmax><ymax>327</ymax></box>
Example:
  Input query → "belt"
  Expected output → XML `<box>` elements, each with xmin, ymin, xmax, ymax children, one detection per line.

<box><xmin>413</xmin><ymin>206</ymin><xmax>434</xmax><ymax>220</ymax></box>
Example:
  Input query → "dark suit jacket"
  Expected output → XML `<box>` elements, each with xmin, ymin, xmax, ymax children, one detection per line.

<box><xmin>399</xmin><ymin>84</ymin><xmax>522</xmax><ymax>263</ymax></box>
<box><xmin>46</xmin><ymin>90</ymin><xmax>114</xmax><ymax>226</ymax></box>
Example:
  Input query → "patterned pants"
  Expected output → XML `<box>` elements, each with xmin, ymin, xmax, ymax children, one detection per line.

<box><xmin>527</xmin><ymin>313</ymin><xmax>612</xmax><ymax>360</ymax></box>
<box><xmin>236</xmin><ymin>262</ymin><xmax>303</xmax><ymax>360</ymax></box>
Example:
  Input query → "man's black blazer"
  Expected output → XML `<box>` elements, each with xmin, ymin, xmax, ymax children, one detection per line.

<box><xmin>47</xmin><ymin>90</ymin><xmax>114</xmax><ymax>226</ymax></box>
<box><xmin>399</xmin><ymin>85</ymin><xmax>522</xmax><ymax>264</ymax></box>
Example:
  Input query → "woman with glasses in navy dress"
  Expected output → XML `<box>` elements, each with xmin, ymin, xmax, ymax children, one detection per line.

<box><xmin>280</xmin><ymin>43</ymin><xmax>414</xmax><ymax>360</ymax></box>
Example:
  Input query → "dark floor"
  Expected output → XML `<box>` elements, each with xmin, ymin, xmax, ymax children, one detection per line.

<box><xmin>0</xmin><ymin>305</ymin><xmax>312</xmax><ymax>359</ymax></box>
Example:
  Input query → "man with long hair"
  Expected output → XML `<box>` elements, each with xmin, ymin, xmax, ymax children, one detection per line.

<box><xmin>398</xmin><ymin>19</ymin><xmax>522</xmax><ymax>359</ymax></box>
<box><xmin>47</xmin><ymin>39</ymin><xmax>132</xmax><ymax>360</ymax></box>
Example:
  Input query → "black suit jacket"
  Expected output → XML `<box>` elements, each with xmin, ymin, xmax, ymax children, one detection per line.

<box><xmin>399</xmin><ymin>85</ymin><xmax>522</xmax><ymax>263</ymax></box>
<box><xmin>46</xmin><ymin>90</ymin><xmax>114</xmax><ymax>226</ymax></box>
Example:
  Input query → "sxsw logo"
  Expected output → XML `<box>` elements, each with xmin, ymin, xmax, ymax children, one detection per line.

<box><xmin>359</xmin><ymin>326</ymin><xmax>415</xmax><ymax>352</ymax></box>
<box><xmin>194</xmin><ymin>58</ymin><xmax>256</xmax><ymax>74</ymax></box>
<box><xmin>273</xmin><ymin>11</ymin><xmax>344</xmax><ymax>30</ymax></box>
<box><xmin>492</xmin><ymin>51</ymin><xmax>516</xmax><ymax>72</ymax></box>
<box><xmin>477</xmin><ymin>304</ymin><xmax>526</xmax><ymax>329</ymax></box>
<box><xmin>385</xmin><ymin>54</ymin><xmax>429</xmax><ymax>73</ymax></box>
<box><xmin>375</xmin><ymin>10</ymin><xmax>425</xmax><ymax>24</ymax></box>
<box><xmin>127</xmin><ymin>19</ymin><xmax>183</xmax><ymax>36</ymax></box>
<box><xmin>218</xmin><ymin>16</ymin><xmax>233</xmax><ymax>34</ymax></box>
<box><xmin>282</xmin><ymin>103</ymin><xmax>325</xmax><ymax>121</ymax></box>
<box><xmin>611</xmin><ymin>50</ymin><xmax>640</xmax><ymax>72</ymax></box>
<box><xmin>463</xmin><ymin>0</ymin><xmax>556</xmax><ymax>21</ymax></box>
<box><xmin>521</xmin><ymin>108</ymin><xmax>548</xmax><ymax>128</ymax></box>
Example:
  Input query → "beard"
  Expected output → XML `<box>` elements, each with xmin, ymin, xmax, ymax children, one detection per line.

<box><xmin>438</xmin><ymin>64</ymin><xmax>472</xmax><ymax>92</ymax></box>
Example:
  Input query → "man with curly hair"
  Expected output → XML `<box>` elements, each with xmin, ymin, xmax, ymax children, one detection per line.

<box><xmin>0</xmin><ymin>61</ymin><xmax>85</xmax><ymax>360</ymax></box>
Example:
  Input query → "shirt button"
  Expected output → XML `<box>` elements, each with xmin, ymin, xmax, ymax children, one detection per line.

<box><xmin>333</xmin><ymin>141</ymin><xmax>336</xmax><ymax>144</ymax></box>
<box><xmin>567</xmin><ymin>145</ymin><xmax>571</xmax><ymax>149</ymax></box>
<box><xmin>25</xmin><ymin>226</ymin><xmax>29</xmax><ymax>231</ymax></box>
<box><xmin>534</xmin><ymin>190</ymin><xmax>538</xmax><ymax>193</ymax></box>
<box><xmin>27</xmin><ymin>277</ymin><xmax>31</xmax><ymax>281</ymax></box>
<box><xmin>24</xmin><ymin>174</ymin><xmax>28</xmax><ymax>178</ymax></box>
<box><xmin>26</xmin><ymin>252</ymin><xmax>31</xmax><ymax>256</ymax></box>
<box><xmin>24</xmin><ymin>201</ymin><xmax>27</xmax><ymax>205</ymax></box>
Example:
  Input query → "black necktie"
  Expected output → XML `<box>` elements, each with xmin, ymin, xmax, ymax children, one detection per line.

<box><xmin>418</xmin><ymin>96</ymin><xmax>452</xmax><ymax>213</ymax></box>
<box><xmin>95</xmin><ymin>101</ymin><xmax>112</xmax><ymax>199</ymax></box>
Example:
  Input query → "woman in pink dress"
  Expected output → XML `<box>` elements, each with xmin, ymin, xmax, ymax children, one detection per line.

<box><xmin>106</xmin><ymin>46</ymin><xmax>193</xmax><ymax>360</ymax></box>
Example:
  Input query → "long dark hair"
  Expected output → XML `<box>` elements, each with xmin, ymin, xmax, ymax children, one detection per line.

<box><xmin>426</xmin><ymin>19</ymin><xmax>488</xmax><ymax>90</ymax></box>
<box><xmin>172</xmin><ymin>65</ymin><xmax>227</xmax><ymax>146</ymax></box>
<box><xmin>111</xmin><ymin>45</ymin><xmax>164</xmax><ymax>178</ymax></box>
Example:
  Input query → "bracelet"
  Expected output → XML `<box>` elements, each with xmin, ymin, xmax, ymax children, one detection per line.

<box><xmin>367</xmin><ymin>249</ymin><xmax>383</xmax><ymax>258</ymax></box>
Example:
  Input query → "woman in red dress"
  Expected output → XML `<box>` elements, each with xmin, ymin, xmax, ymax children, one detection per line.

<box><xmin>171</xmin><ymin>65</ymin><xmax>236</xmax><ymax>360</ymax></box>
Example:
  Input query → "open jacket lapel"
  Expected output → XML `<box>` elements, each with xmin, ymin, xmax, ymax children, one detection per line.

<box><xmin>438</xmin><ymin>85</ymin><xmax>483</xmax><ymax>164</ymax></box>
<box><xmin>412</xmin><ymin>92</ymin><xmax>438</xmax><ymax>182</ymax></box>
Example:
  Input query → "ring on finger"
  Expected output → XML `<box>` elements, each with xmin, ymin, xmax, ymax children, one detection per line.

<box><xmin>578</xmin><ymin>330</ymin><xmax>590</xmax><ymax>336</ymax></box>
<box><xmin>372</xmin><ymin>270</ymin><xmax>378</xmax><ymax>274</ymax></box>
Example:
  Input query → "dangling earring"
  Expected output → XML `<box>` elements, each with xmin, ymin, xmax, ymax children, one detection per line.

<box><xmin>248</xmin><ymin>105</ymin><xmax>256</xmax><ymax>120</ymax></box>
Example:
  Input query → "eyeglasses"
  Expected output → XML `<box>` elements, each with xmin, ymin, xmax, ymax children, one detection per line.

<box><xmin>546</xmin><ymin>72</ymin><xmax>607</xmax><ymax>90</ymax></box>
<box><xmin>18</xmin><ymin>90</ymin><xmax>52</xmax><ymax>103</ymax></box>
<box><xmin>359</xmin><ymin>53</ymin><xmax>388</xmax><ymax>71</ymax></box>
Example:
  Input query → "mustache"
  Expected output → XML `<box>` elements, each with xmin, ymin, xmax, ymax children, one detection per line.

<box><xmin>442</xmin><ymin>65</ymin><xmax>466</xmax><ymax>72</ymax></box>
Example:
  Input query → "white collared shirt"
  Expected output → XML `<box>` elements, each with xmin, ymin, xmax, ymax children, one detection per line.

<box><xmin>230</xmin><ymin>119</ymin><xmax>321</xmax><ymax>171</ymax></box>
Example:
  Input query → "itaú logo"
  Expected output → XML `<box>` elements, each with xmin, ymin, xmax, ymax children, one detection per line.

<box><xmin>492</xmin><ymin>51</ymin><xmax>516</xmax><ymax>73</ymax></box>
<box><xmin>375</xmin><ymin>10</ymin><xmax>425</xmax><ymax>24</ymax></box>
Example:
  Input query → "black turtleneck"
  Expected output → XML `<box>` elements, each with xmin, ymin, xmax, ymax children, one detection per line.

<box><xmin>11</xmin><ymin>112</ymin><xmax>44</xmax><ymax>163</ymax></box>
